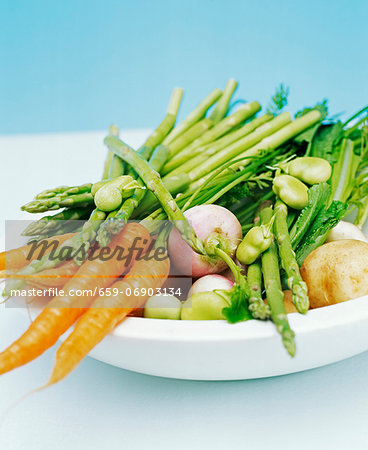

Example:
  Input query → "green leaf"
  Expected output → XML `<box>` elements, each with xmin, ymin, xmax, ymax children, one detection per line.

<box><xmin>294</xmin><ymin>101</ymin><xmax>329</xmax><ymax>150</ymax></box>
<box><xmin>295</xmin><ymin>200</ymin><xmax>348</xmax><ymax>265</ymax></box>
<box><xmin>222</xmin><ymin>285</ymin><xmax>252</xmax><ymax>324</ymax></box>
<box><xmin>266</xmin><ymin>84</ymin><xmax>289</xmax><ymax>116</ymax></box>
<box><xmin>290</xmin><ymin>183</ymin><xmax>330</xmax><ymax>248</ymax></box>
<box><xmin>308</xmin><ymin>122</ymin><xmax>344</xmax><ymax>163</ymax></box>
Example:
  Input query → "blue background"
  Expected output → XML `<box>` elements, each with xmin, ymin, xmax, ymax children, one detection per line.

<box><xmin>1</xmin><ymin>0</ymin><xmax>367</xmax><ymax>135</ymax></box>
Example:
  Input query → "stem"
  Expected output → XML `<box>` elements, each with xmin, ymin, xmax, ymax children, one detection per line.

<box><xmin>342</xmin><ymin>105</ymin><xmax>368</xmax><ymax>128</ymax></box>
<box><xmin>104</xmin><ymin>135</ymin><xmax>206</xmax><ymax>255</ymax></box>
<box><xmin>213</xmin><ymin>247</ymin><xmax>244</xmax><ymax>287</ymax></box>
<box><xmin>163</xmin><ymin>88</ymin><xmax>222</xmax><ymax>146</ymax></box>
<box><xmin>260</xmin><ymin>205</ymin><xmax>296</xmax><ymax>357</ymax></box>
<box><xmin>274</xmin><ymin>199</ymin><xmax>309</xmax><ymax>314</ymax></box>
<box><xmin>209</xmin><ymin>78</ymin><xmax>238</xmax><ymax>123</ymax></box>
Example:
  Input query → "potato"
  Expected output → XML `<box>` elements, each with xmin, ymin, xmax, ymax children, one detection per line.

<box><xmin>265</xmin><ymin>290</ymin><xmax>299</xmax><ymax>314</ymax></box>
<box><xmin>300</xmin><ymin>239</ymin><xmax>368</xmax><ymax>308</ymax></box>
<box><xmin>283</xmin><ymin>290</ymin><xmax>299</xmax><ymax>314</ymax></box>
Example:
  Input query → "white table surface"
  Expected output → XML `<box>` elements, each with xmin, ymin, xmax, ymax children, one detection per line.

<box><xmin>1</xmin><ymin>131</ymin><xmax>368</xmax><ymax>450</ymax></box>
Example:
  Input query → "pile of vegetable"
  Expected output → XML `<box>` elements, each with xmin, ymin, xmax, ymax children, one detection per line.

<box><xmin>1</xmin><ymin>79</ymin><xmax>368</xmax><ymax>385</ymax></box>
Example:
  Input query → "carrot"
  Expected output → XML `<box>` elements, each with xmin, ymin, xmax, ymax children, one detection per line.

<box><xmin>26</xmin><ymin>260</ymin><xmax>80</xmax><ymax>288</ymax></box>
<box><xmin>0</xmin><ymin>233</ymin><xmax>76</xmax><ymax>272</ymax></box>
<box><xmin>0</xmin><ymin>223</ymin><xmax>150</xmax><ymax>375</ymax></box>
<box><xmin>48</xmin><ymin>247</ymin><xmax>170</xmax><ymax>385</ymax></box>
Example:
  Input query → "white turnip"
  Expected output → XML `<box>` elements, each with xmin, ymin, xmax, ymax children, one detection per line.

<box><xmin>168</xmin><ymin>204</ymin><xmax>242</xmax><ymax>277</ymax></box>
<box><xmin>187</xmin><ymin>274</ymin><xmax>234</xmax><ymax>298</ymax></box>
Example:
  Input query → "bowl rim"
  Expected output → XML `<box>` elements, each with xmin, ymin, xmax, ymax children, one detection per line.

<box><xmin>108</xmin><ymin>294</ymin><xmax>368</xmax><ymax>342</ymax></box>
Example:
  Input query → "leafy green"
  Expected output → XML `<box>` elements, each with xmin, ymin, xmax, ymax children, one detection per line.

<box><xmin>294</xmin><ymin>101</ymin><xmax>329</xmax><ymax>151</ymax></box>
<box><xmin>295</xmin><ymin>200</ymin><xmax>348</xmax><ymax>265</ymax></box>
<box><xmin>266</xmin><ymin>84</ymin><xmax>289</xmax><ymax>116</ymax></box>
<box><xmin>222</xmin><ymin>285</ymin><xmax>252</xmax><ymax>324</ymax></box>
<box><xmin>290</xmin><ymin>183</ymin><xmax>330</xmax><ymax>248</ymax></box>
<box><xmin>218</xmin><ymin>173</ymin><xmax>272</xmax><ymax>208</ymax></box>
<box><xmin>307</xmin><ymin>122</ymin><xmax>343</xmax><ymax>163</ymax></box>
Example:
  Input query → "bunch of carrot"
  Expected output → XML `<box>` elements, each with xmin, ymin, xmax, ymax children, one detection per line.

<box><xmin>0</xmin><ymin>223</ymin><xmax>170</xmax><ymax>385</ymax></box>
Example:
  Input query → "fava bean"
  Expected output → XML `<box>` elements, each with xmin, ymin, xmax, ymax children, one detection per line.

<box><xmin>272</xmin><ymin>175</ymin><xmax>309</xmax><ymax>210</ymax></box>
<box><xmin>236</xmin><ymin>224</ymin><xmax>273</xmax><ymax>266</ymax></box>
<box><xmin>94</xmin><ymin>185</ymin><xmax>122</xmax><ymax>211</ymax></box>
<box><xmin>287</xmin><ymin>157</ymin><xmax>332</xmax><ymax>184</ymax></box>
<box><xmin>91</xmin><ymin>175</ymin><xmax>140</xmax><ymax>197</ymax></box>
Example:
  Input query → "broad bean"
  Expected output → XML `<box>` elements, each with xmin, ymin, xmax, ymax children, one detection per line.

<box><xmin>273</xmin><ymin>175</ymin><xmax>309</xmax><ymax>210</ymax></box>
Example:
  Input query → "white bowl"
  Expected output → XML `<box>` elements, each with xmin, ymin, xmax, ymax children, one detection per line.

<box><xmin>85</xmin><ymin>294</ymin><xmax>368</xmax><ymax>380</ymax></box>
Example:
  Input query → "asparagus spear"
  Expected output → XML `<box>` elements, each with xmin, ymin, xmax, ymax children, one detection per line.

<box><xmin>184</xmin><ymin>112</ymin><xmax>292</xmax><ymax>184</ymax></box>
<box><xmin>102</xmin><ymin>88</ymin><xmax>183</xmax><ymax>180</ymax></box>
<box><xmin>144</xmin><ymin>87</ymin><xmax>183</xmax><ymax>150</ymax></box>
<box><xmin>274</xmin><ymin>199</ymin><xmax>309</xmax><ymax>314</ymax></box>
<box><xmin>260</xmin><ymin>204</ymin><xmax>296</xmax><ymax>356</ymax></box>
<box><xmin>164</xmin><ymin>113</ymin><xmax>273</xmax><ymax>179</ymax></box>
<box><xmin>96</xmin><ymin>144</ymin><xmax>171</xmax><ymax>246</ymax></box>
<box><xmin>22</xmin><ymin>192</ymin><xmax>94</xmax><ymax>213</ymax></box>
<box><xmin>209</xmin><ymin>78</ymin><xmax>238</xmax><ymax>123</ymax></box>
<box><xmin>163</xmin><ymin>101</ymin><xmax>261</xmax><ymax>175</ymax></box>
<box><xmin>188</xmin><ymin>110</ymin><xmax>321</xmax><ymax>191</ymax></box>
<box><xmin>72</xmin><ymin>90</ymin><xmax>184</xmax><ymax>258</ymax></box>
<box><xmin>162</xmin><ymin>88</ymin><xmax>222</xmax><ymax>146</ymax></box>
<box><xmin>22</xmin><ymin>206</ymin><xmax>94</xmax><ymax>237</ymax></box>
<box><xmin>35</xmin><ymin>183</ymin><xmax>92</xmax><ymax>200</ymax></box>
<box><xmin>229</xmin><ymin>110</ymin><xmax>322</xmax><ymax>171</ymax></box>
<box><xmin>166</xmin><ymin>118</ymin><xmax>213</xmax><ymax>157</ymax></box>
<box><xmin>106</xmin><ymin>125</ymin><xmax>125</xmax><ymax>179</ymax></box>
<box><xmin>247</xmin><ymin>260</ymin><xmax>271</xmax><ymax>319</ymax></box>
<box><xmin>104</xmin><ymin>135</ymin><xmax>206</xmax><ymax>255</ymax></box>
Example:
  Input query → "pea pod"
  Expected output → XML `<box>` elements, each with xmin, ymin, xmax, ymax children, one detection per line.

<box><xmin>236</xmin><ymin>221</ymin><xmax>274</xmax><ymax>266</ymax></box>
<box><xmin>286</xmin><ymin>157</ymin><xmax>332</xmax><ymax>185</ymax></box>
<box><xmin>272</xmin><ymin>174</ymin><xmax>309</xmax><ymax>210</ymax></box>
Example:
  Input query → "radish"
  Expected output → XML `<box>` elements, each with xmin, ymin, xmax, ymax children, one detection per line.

<box><xmin>168</xmin><ymin>204</ymin><xmax>242</xmax><ymax>277</ymax></box>
<box><xmin>188</xmin><ymin>274</ymin><xmax>234</xmax><ymax>298</ymax></box>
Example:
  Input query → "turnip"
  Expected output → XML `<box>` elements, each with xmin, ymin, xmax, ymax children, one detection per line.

<box><xmin>326</xmin><ymin>221</ymin><xmax>368</xmax><ymax>243</ymax></box>
<box><xmin>168</xmin><ymin>204</ymin><xmax>242</xmax><ymax>277</ymax></box>
<box><xmin>188</xmin><ymin>274</ymin><xmax>234</xmax><ymax>298</ymax></box>
<box><xmin>182</xmin><ymin>274</ymin><xmax>234</xmax><ymax>320</ymax></box>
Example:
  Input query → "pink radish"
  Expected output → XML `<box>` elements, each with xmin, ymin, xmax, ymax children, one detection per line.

<box><xmin>168</xmin><ymin>204</ymin><xmax>242</xmax><ymax>277</ymax></box>
<box><xmin>188</xmin><ymin>274</ymin><xmax>234</xmax><ymax>298</ymax></box>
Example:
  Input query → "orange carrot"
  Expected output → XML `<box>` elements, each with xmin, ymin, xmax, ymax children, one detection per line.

<box><xmin>0</xmin><ymin>223</ymin><xmax>150</xmax><ymax>375</ymax></box>
<box><xmin>26</xmin><ymin>260</ymin><xmax>80</xmax><ymax>288</ymax></box>
<box><xmin>48</xmin><ymin>249</ymin><xmax>170</xmax><ymax>384</ymax></box>
<box><xmin>0</xmin><ymin>233</ymin><xmax>76</xmax><ymax>271</ymax></box>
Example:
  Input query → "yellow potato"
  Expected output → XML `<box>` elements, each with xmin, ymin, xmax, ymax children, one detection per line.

<box><xmin>283</xmin><ymin>290</ymin><xmax>299</xmax><ymax>313</ymax></box>
<box><xmin>300</xmin><ymin>239</ymin><xmax>368</xmax><ymax>308</ymax></box>
<box><xmin>265</xmin><ymin>290</ymin><xmax>299</xmax><ymax>314</ymax></box>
